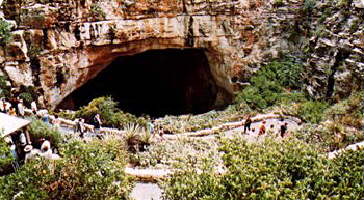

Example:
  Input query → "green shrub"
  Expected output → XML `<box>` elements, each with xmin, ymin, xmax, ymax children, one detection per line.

<box><xmin>235</xmin><ymin>58</ymin><xmax>305</xmax><ymax>110</ymax></box>
<box><xmin>273</xmin><ymin>0</ymin><xmax>285</xmax><ymax>7</ymax></box>
<box><xmin>294</xmin><ymin>122</ymin><xmax>364</xmax><ymax>152</ymax></box>
<box><xmin>328</xmin><ymin>149</ymin><xmax>364</xmax><ymax>198</ymax></box>
<box><xmin>18</xmin><ymin>86</ymin><xmax>37</xmax><ymax>107</ymax></box>
<box><xmin>0</xmin><ymin>139</ymin><xmax>132</xmax><ymax>200</ymax></box>
<box><xmin>163</xmin><ymin>137</ymin><xmax>364</xmax><ymax>200</ymax></box>
<box><xmin>90</xmin><ymin>3</ymin><xmax>106</xmax><ymax>20</ymax></box>
<box><xmin>28</xmin><ymin>120</ymin><xmax>63</xmax><ymax>149</ymax></box>
<box><xmin>0</xmin><ymin>75</ymin><xmax>10</xmax><ymax>98</ymax></box>
<box><xmin>303</xmin><ymin>0</ymin><xmax>316</xmax><ymax>13</ymax></box>
<box><xmin>76</xmin><ymin>96</ymin><xmax>147</xmax><ymax>128</ymax></box>
<box><xmin>297</xmin><ymin>101</ymin><xmax>329</xmax><ymax>123</ymax></box>
<box><xmin>324</xmin><ymin>92</ymin><xmax>363</xmax><ymax>128</ymax></box>
<box><xmin>0</xmin><ymin>139</ymin><xmax>14</xmax><ymax>175</ymax></box>
<box><xmin>18</xmin><ymin>92</ymin><xmax>33</xmax><ymax>106</ymax></box>
<box><xmin>0</xmin><ymin>19</ymin><xmax>12</xmax><ymax>45</ymax></box>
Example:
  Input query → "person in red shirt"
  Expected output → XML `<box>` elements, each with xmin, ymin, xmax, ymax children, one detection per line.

<box><xmin>258</xmin><ymin>121</ymin><xmax>266</xmax><ymax>136</ymax></box>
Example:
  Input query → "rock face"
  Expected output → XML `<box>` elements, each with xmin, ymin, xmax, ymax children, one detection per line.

<box><xmin>0</xmin><ymin>0</ymin><xmax>270</xmax><ymax>109</ymax></box>
<box><xmin>256</xmin><ymin>0</ymin><xmax>364</xmax><ymax>100</ymax></box>
<box><xmin>0</xmin><ymin>0</ymin><xmax>362</xmax><ymax>109</ymax></box>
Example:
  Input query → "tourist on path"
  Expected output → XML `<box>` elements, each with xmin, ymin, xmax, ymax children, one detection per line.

<box><xmin>17</xmin><ymin>99</ymin><xmax>25</xmax><ymax>117</ymax></box>
<box><xmin>280</xmin><ymin>122</ymin><xmax>288</xmax><ymax>137</ymax></box>
<box><xmin>74</xmin><ymin>118</ymin><xmax>80</xmax><ymax>133</ymax></box>
<box><xmin>31</xmin><ymin>101</ymin><xmax>37</xmax><ymax>115</ymax></box>
<box><xmin>258</xmin><ymin>121</ymin><xmax>266</xmax><ymax>136</ymax></box>
<box><xmin>94</xmin><ymin>114</ymin><xmax>104</xmax><ymax>139</ymax></box>
<box><xmin>243</xmin><ymin>115</ymin><xmax>252</xmax><ymax>134</ymax></box>
<box><xmin>0</xmin><ymin>98</ymin><xmax>4</xmax><ymax>113</ymax></box>
<box><xmin>9</xmin><ymin>107</ymin><xmax>17</xmax><ymax>116</ymax></box>
<box><xmin>42</xmin><ymin>113</ymin><xmax>50</xmax><ymax>123</ymax></box>
<box><xmin>94</xmin><ymin>114</ymin><xmax>102</xmax><ymax>129</ymax></box>
<box><xmin>52</xmin><ymin>115</ymin><xmax>61</xmax><ymax>130</ymax></box>
<box><xmin>40</xmin><ymin>138</ymin><xmax>53</xmax><ymax>159</ymax></box>
<box><xmin>79</xmin><ymin>118</ymin><xmax>86</xmax><ymax>138</ymax></box>
<box><xmin>158</xmin><ymin>126</ymin><xmax>165</xmax><ymax>140</ymax></box>
<box><xmin>147</xmin><ymin>120</ymin><xmax>155</xmax><ymax>135</ymax></box>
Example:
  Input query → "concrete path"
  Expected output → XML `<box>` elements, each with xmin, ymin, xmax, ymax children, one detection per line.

<box><xmin>131</xmin><ymin>182</ymin><xmax>162</xmax><ymax>200</ymax></box>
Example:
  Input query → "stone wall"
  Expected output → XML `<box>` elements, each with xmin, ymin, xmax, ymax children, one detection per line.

<box><xmin>0</xmin><ymin>0</ymin><xmax>363</xmax><ymax>109</ymax></box>
<box><xmin>0</xmin><ymin>0</ymin><xmax>272</xmax><ymax>109</ymax></box>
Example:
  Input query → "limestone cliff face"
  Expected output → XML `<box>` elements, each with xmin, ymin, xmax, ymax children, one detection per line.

<box><xmin>0</xmin><ymin>0</ymin><xmax>271</xmax><ymax>108</ymax></box>
<box><xmin>0</xmin><ymin>0</ymin><xmax>363</xmax><ymax>109</ymax></box>
<box><xmin>258</xmin><ymin>0</ymin><xmax>364</xmax><ymax>100</ymax></box>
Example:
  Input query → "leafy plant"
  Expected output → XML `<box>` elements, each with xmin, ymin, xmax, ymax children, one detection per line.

<box><xmin>28</xmin><ymin>119</ymin><xmax>63</xmax><ymax>149</ymax></box>
<box><xmin>0</xmin><ymin>75</ymin><xmax>10</xmax><ymax>98</ymax></box>
<box><xmin>235</xmin><ymin>58</ymin><xmax>306</xmax><ymax>110</ymax></box>
<box><xmin>297</xmin><ymin>101</ymin><xmax>329</xmax><ymax>123</ymax></box>
<box><xmin>163</xmin><ymin>137</ymin><xmax>364</xmax><ymax>199</ymax></box>
<box><xmin>0</xmin><ymin>138</ymin><xmax>14</xmax><ymax>175</ymax></box>
<box><xmin>122</xmin><ymin>123</ymin><xmax>150</xmax><ymax>152</ymax></box>
<box><xmin>303</xmin><ymin>0</ymin><xmax>316</xmax><ymax>13</ymax></box>
<box><xmin>18</xmin><ymin>85</ymin><xmax>37</xmax><ymax>107</ymax></box>
<box><xmin>76</xmin><ymin>96</ymin><xmax>147</xmax><ymax>128</ymax></box>
<box><xmin>90</xmin><ymin>3</ymin><xmax>106</xmax><ymax>20</ymax></box>
<box><xmin>0</xmin><ymin>139</ymin><xmax>133</xmax><ymax>200</ymax></box>
<box><xmin>0</xmin><ymin>19</ymin><xmax>12</xmax><ymax>45</ymax></box>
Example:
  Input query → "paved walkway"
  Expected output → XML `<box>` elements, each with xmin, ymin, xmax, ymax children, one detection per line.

<box><xmin>131</xmin><ymin>182</ymin><xmax>162</xmax><ymax>200</ymax></box>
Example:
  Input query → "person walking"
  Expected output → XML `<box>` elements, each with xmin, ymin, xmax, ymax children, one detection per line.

<box><xmin>243</xmin><ymin>115</ymin><xmax>252</xmax><ymax>134</ymax></box>
<box><xmin>79</xmin><ymin>118</ymin><xmax>86</xmax><ymax>138</ymax></box>
<box><xmin>158</xmin><ymin>126</ymin><xmax>165</xmax><ymax>140</ymax></box>
<box><xmin>31</xmin><ymin>101</ymin><xmax>37</xmax><ymax>115</ymax></box>
<box><xmin>9</xmin><ymin>107</ymin><xmax>17</xmax><ymax>116</ymax></box>
<box><xmin>0</xmin><ymin>98</ymin><xmax>4</xmax><ymax>113</ymax></box>
<box><xmin>94</xmin><ymin>114</ymin><xmax>102</xmax><ymax>130</ymax></box>
<box><xmin>52</xmin><ymin>115</ymin><xmax>61</xmax><ymax>130</ymax></box>
<box><xmin>147</xmin><ymin>120</ymin><xmax>155</xmax><ymax>135</ymax></box>
<box><xmin>17</xmin><ymin>99</ymin><xmax>25</xmax><ymax>117</ymax></box>
<box><xmin>74</xmin><ymin>118</ymin><xmax>80</xmax><ymax>134</ymax></box>
<box><xmin>280</xmin><ymin>122</ymin><xmax>288</xmax><ymax>138</ymax></box>
<box><xmin>258</xmin><ymin>121</ymin><xmax>266</xmax><ymax>136</ymax></box>
<box><xmin>94</xmin><ymin>114</ymin><xmax>103</xmax><ymax>139</ymax></box>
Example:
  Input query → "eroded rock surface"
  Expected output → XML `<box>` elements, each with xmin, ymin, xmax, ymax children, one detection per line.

<box><xmin>0</xmin><ymin>0</ymin><xmax>362</xmax><ymax>108</ymax></box>
<box><xmin>1</xmin><ymin>0</ymin><xmax>269</xmax><ymax>108</ymax></box>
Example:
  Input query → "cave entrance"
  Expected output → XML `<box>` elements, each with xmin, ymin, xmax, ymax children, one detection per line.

<box><xmin>58</xmin><ymin>49</ymin><xmax>219</xmax><ymax>117</ymax></box>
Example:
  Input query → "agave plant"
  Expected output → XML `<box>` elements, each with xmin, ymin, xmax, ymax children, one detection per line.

<box><xmin>122</xmin><ymin>123</ymin><xmax>151</xmax><ymax>152</ymax></box>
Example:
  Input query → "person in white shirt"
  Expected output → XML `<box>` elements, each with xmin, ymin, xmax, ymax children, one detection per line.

<box><xmin>31</xmin><ymin>101</ymin><xmax>37</xmax><ymax>114</ymax></box>
<box><xmin>0</xmin><ymin>98</ymin><xmax>4</xmax><ymax>112</ymax></box>
<box><xmin>40</xmin><ymin>138</ymin><xmax>52</xmax><ymax>156</ymax></box>
<box><xmin>17</xmin><ymin>99</ymin><xmax>25</xmax><ymax>117</ymax></box>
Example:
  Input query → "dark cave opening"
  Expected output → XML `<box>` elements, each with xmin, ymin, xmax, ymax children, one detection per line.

<box><xmin>58</xmin><ymin>49</ymin><xmax>218</xmax><ymax>117</ymax></box>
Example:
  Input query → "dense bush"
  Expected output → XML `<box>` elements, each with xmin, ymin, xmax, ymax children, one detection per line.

<box><xmin>18</xmin><ymin>85</ymin><xmax>38</xmax><ymax>107</ymax></box>
<box><xmin>324</xmin><ymin>92</ymin><xmax>363</xmax><ymax>128</ymax></box>
<box><xmin>28</xmin><ymin>120</ymin><xmax>63</xmax><ymax>149</ymax></box>
<box><xmin>0</xmin><ymin>19</ymin><xmax>12</xmax><ymax>45</ymax></box>
<box><xmin>0</xmin><ymin>139</ymin><xmax>14</xmax><ymax>175</ymax></box>
<box><xmin>297</xmin><ymin>101</ymin><xmax>329</xmax><ymax>123</ymax></box>
<box><xmin>235</xmin><ymin>58</ymin><xmax>306</xmax><ymax>110</ymax></box>
<box><xmin>294</xmin><ymin>122</ymin><xmax>364</xmax><ymax>152</ymax></box>
<box><xmin>0</xmin><ymin>75</ymin><xmax>10</xmax><ymax>98</ymax></box>
<box><xmin>0</xmin><ymin>139</ymin><xmax>133</xmax><ymax>200</ymax></box>
<box><xmin>76</xmin><ymin>96</ymin><xmax>147</xmax><ymax>128</ymax></box>
<box><xmin>163</xmin><ymin>137</ymin><xmax>364</xmax><ymax>200</ymax></box>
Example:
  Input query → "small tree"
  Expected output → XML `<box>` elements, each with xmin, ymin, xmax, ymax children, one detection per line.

<box><xmin>0</xmin><ymin>19</ymin><xmax>12</xmax><ymax>45</ymax></box>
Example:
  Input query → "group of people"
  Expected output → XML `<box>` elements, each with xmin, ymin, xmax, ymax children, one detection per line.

<box><xmin>0</xmin><ymin>97</ymin><xmax>37</xmax><ymax>118</ymax></box>
<box><xmin>147</xmin><ymin>120</ymin><xmax>165</xmax><ymax>140</ymax></box>
<box><xmin>3</xmin><ymin>129</ymin><xmax>54</xmax><ymax>172</ymax></box>
<box><xmin>73</xmin><ymin>114</ymin><xmax>103</xmax><ymax>139</ymax></box>
<box><xmin>243</xmin><ymin>115</ymin><xmax>289</xmax><ymax>137</ymax></box>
